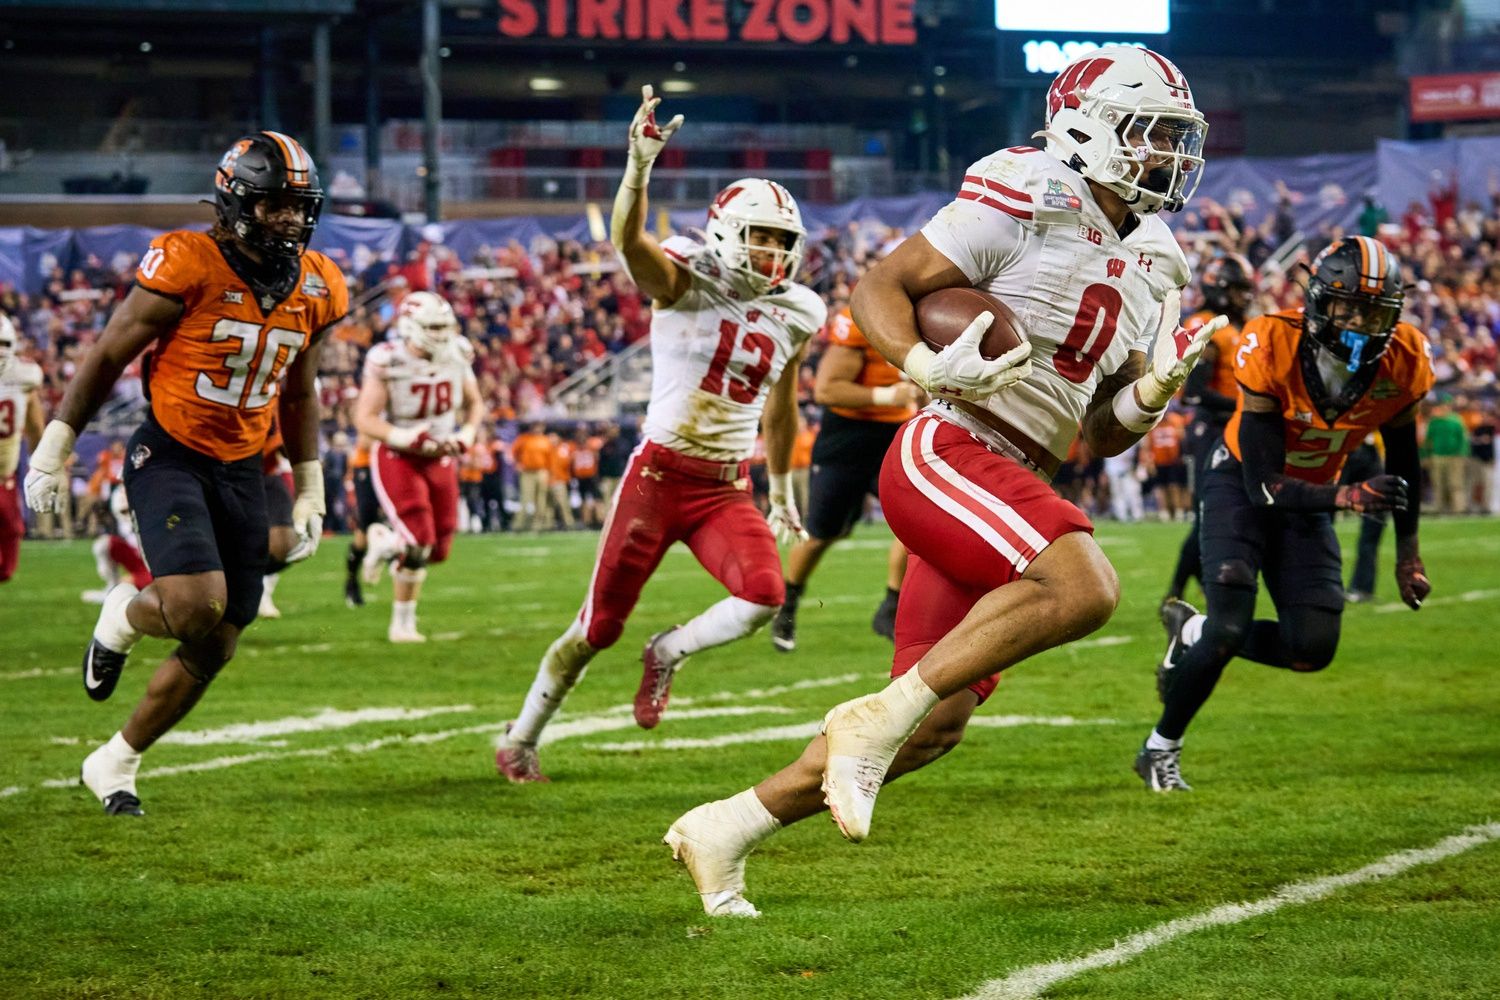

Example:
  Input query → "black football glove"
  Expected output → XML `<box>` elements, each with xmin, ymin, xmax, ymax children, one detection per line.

<box><xmin>1335</xmin><ymin>475</ymin><xmax>1408</xmax><ymax>514</ymax></box>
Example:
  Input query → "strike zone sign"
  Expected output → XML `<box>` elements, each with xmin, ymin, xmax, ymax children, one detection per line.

<box><xmin>497</xmin><ymin>0</ymin><xmax>918</xmax><ymax>44</ymax></box>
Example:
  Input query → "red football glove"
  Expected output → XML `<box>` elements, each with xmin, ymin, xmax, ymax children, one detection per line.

<box><xmin>1335</xmin><ymin>475</ymin><xmax>1408</xmax><ymax>514</ymax></box>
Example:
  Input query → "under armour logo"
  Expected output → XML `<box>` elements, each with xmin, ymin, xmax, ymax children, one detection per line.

<box><xmin>1137</xmin><ymin>253</ymin><xmax>1154</xmax><ymax>272</ymax></box>
<box><xmin>640</xmin><ymin>467</ymin><xmax>663</xmax><ymax>482</ymax></box>
<box><xmin>1106</xmin><ymin>258</ymin><xmax>1126</xmax><ymax>279</ymax></box>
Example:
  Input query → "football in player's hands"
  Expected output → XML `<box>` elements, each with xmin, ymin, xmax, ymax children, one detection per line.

<box><xmin>915</xmin><ymin>288</ymin><xmax>1026</xmax><ymax>360</ymax></box>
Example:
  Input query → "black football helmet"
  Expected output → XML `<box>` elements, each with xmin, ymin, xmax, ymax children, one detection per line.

<box><xmin>213</xmin><ymin>131</ymin><xmax>324</xmax><ymax>259</ymax></box>
<box><xmin>1304</xmin><ymin>236</ymin><xmax>1404</xmax><ymax>372</ymax></box>
<box><xmin>1200</xmin><ymin>252</ymin><xmax>1254</xmax><ymax>315</ymax></box>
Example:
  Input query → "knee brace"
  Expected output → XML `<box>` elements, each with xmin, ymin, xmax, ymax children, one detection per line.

<box><xmin>1209</xmin><ymin>557</ymin><xmax>1258</xmax><ymax>591</ymax></box>
<box><xmin>1284</xmin><ymin>608</ymin><xmax>1340</xmax><ymax>672</ymax></box>
<box><xmin>394</xmin><ymin>566</ymin><xmax>428</xmax><ymax>588</ymax></box>
<box><xmin>398</xmin><ymin>545</ymin><xmax>431</xmax><ymax>571</ymax></box>
<box><xmin>176</xmin><ymin>636</ymin><xmax>236</xmax><ymax>684</ymax></box>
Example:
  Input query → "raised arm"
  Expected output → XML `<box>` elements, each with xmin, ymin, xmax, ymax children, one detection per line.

<box><xmin>610</xmin><ymin>85</ymin><xmax>692</xmax><ymax>307</ymax></box>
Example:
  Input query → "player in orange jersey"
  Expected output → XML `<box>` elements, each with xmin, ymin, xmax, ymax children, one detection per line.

<box><xmin>24</xmin><ymin>132</ymin><xmax>348</xmax><ymax>815</ymax></box>
<box><xmin>1164</xmin><ymin>253</ymin><xmax>1254</xmax><ymax>601</ymax></box>
<box><xmin>1137</xmin><ymin>237</ymin><xmax>1433</xmax><ymax>792</ymax></box>
<box><xmin>770</xmin><ymin>304</ymin><xmax>921</xmax><ymax>652</ymax></box>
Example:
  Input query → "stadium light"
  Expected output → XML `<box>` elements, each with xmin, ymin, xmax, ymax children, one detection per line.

<box><xmin>995</xmin><ymin>0</ymin><xmax>1168</xmax><ymax>34</ymax></box>
<box><xmin>528</xmin><ymin>76</ymin><xmax>565</xmax><ymax>92</ymax></box>
<box><xmin>659</xmin><ymin>79</ymin><xmax>696</xmax><ymax>93</ymax></box>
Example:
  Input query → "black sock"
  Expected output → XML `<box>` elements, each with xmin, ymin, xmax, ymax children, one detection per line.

<box><xmin>347</xmin><ymin>544</ymin><xmax>365</xmax><ymax>576</ymax></box>
<box><xmin>783</xmin><ymin>580</ymin><xmax>803</xmax><ymax>607</ymax></box>
<box><xmin>881</xmin><ymin>586</ymin><xmax>899</xmax><ymax>606</ymax></box>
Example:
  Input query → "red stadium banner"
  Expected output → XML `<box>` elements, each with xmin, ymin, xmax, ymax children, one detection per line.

<box><xmin>1409</xmin><ymin>73</ymin><xmax>1500</xmax><ymax>123</ymax></box>
<box><xmin>497</xmin><ymin>0</ymin><xmax>917</xmax><ymax>44</ymax></box>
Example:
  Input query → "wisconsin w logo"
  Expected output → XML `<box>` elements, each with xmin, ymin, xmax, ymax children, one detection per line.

<box><xmin>1047</xmin><ymin>58</ymin><xmax>1113</xmax><ymax>119</ymax></box>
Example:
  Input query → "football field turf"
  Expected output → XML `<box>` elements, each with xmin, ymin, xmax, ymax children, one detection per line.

<box><xmin>3</xmin><ymin>519</ymin><xmax>1498</xmax><ymax>999</ymax></box>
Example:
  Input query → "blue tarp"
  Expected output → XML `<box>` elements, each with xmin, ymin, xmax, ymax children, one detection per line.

<box><xmin>4</xmin><ymin>135</ymin><xmax>1494</xmax><ymax>295</ymax></box>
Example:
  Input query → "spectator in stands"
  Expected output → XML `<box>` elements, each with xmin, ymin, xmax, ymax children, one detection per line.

<box><xmin>512</xmin><ymin>422</ymin><xmax>553</xmax><ymax>532</ymax></box>
<box><xmin>1424</xmin><ymin>398</ymin><xmax>1470</xmax><ymax>514</ymax></box>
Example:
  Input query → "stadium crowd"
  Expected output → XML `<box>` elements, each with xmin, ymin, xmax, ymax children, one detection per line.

<box><xmin>4</xmin><ymin>181</ymin><xmax>1498</xmax><ymax>537</ymax></box>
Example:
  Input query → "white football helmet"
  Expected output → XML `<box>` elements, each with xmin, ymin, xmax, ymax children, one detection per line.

<box><xmin>396</xmin><ymin>291</ymin><xmax>459</xmax><ymax>358</ymax></box>
<box><xmin>704</xmin><ymin>178</ymin><xmax>806</xmax><ymax>294</ymax></box>
<box><xmin>0</xmin><ymin>313</ymin><xmax>16</xmax><ymax>379</ymax></box>
<box><xmin>1036</xmin><ymin>46</ymin><xmax>1208</xmax><ymax>215</ymax></box>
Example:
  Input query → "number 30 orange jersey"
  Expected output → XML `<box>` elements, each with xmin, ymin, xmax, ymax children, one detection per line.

<box><xmin>136</xmin><ymin>229</ymin><xmax>349</xmax><ymax>461</ymax></box>
<box><xmin>1224</xmin><ymin>309</ymin><xmax>1434</xmax><ymax>484</ymax></box>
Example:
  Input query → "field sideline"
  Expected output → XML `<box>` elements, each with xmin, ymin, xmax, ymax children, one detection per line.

<box><xmin>2</xmin><ymin>519</ymin><xmax>1498</xmax><ymax>999</ymax></box>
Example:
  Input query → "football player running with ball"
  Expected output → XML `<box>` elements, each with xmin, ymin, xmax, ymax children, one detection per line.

<box><xmin>1136</xmin><ymin>237</ymin><xmax>1434</xmax><ymax>792</ymax></box>
<box><xmin>494</xmin><ymin>85</ymin><xmax>825</xmax><ymax>783</ymax></box>
<box><xmin>666</xmin><ymin>47</ymin><xmax>1218</xmax><ymax>916</ymax></box>
<box><xmin>354</xmin><ymin>291</ymin><xmax>484</xmax><ymax>643</ymax></box>
<box><xmin>24</xmin><ymin>132</ymin><xmax>347</xmax><ymax>815</ymax></box>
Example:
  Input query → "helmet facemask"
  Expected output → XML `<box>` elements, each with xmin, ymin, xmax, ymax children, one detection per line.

<box><xmin>213</xmin><ymin>133</ymin><xmax>325</xmax><ymax>260</ymax></box>
<box><xmin>705</xmin><ymin>178</ymin><xmax>807</xmax><ymax>295</ymax></box>
<box><xmin>397</xmin><ymin>292</ymin><xmax>460</xmax><ymax>360</ymax></box>
<box><xmin>1098</xmin><ymin>108</ymin><xmax>1206</xmax><ymax>214</ymax></box>
<box><xmin>221</xmin><ymin>186</ymin><xmax>324</xmax><ymax>259</ymax></box>
<box><xmin>1306</xmin><ymin>283</ymin><xmax>1403</xmax><ymax>373</ymax></box>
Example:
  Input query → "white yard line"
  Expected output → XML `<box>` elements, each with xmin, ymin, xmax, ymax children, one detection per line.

<box><xmin>160</xmin><ymin>705</ymin><xmax>476</xmax><ymax>747</ymax></box>
<box><xmin>1</xmin><ymin>667</ymin><xmax>72</xmax><ymax>682</ymax></box>
<box><xmin>591</xmin><ymin>714</ymin><xmax>1120</xmax><ymax>752</ymax></box>
<box><xmin>3</xmin><ymin>706</ymin><xmax>795</xmax><ymax>799</ymax></box>
<box><xmin>955</xmin><ymin>822</ymin><xmax>1500</xmax><ymax>1000</ymax></box>
<box><xmin>1373</xmin><ymin>588</ymin><xmax>1500</xmax><ymax>614</ymax></box>
<box><xmin>1068</xmin><ymin>636</ymin><xmax>1133</xmax><ymax>650</ymax></box>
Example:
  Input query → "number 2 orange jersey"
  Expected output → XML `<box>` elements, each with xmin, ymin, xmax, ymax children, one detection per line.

<box><xmin>1224</xmin><ymin>309</ymin><xmax>1434</xmax><ymax>484</ymax></box>
<box><xmin>136</xmin><ymin>230</ymin><xmax>350</xmax><ymax>461</ymax></box>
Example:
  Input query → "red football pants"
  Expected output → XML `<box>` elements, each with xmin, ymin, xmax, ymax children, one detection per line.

<box><xmin>879</xmin><ymin>413</ymin><xmax>1093</xmax><ymax>703</ymax></box>
<box><xmin>371</xmin><ymin>443</ymin><xmax>461</xmax><ymax>563</ymax></box>
<box><xmin>578</xmin><ymin>440</ymin><xmax>784</xmax><ymax>650</ymax></box>
<box><xmin>0</xmin><ymin>475</ymin><xmax>21</xmax><ymax>582</ymax></box>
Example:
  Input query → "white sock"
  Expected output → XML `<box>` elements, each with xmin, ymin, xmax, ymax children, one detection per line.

<box><xmin>1181</xmin><ymin>613</ymin><xmax>1206</xmax><ymax>647</ymax></box>
<box><xmin>106</xmin><ymin>731</ymin><xmax>142</xmax><ymax>770</ymax></box>
<box><xmin>510</xmin><ymin>619</ymin><xmax>597</xmax><ymax>746</ymax></box>
<box><xmin>1146</xmin><ymin>729</ymin><xmax>1182</xmax><ymax>752</ymax></box>
<box><xmin>94</xmin><ymin>584</ymin><xmax>142</xmax><ymax>653</ymax></box>
<box><xmin>724</xmin><ymin>787</ymin><xmax>782</xmax><ymax>846</ymax></box>
<box><xmin>262</xmin><ymin>573</ymin><xmax>280</xmax><ymax>598</ymax></box>
<box><xmin>92</xmin><ymin>537</ymin><xmax>118</xmax><ymax>586</ymax></box>
<box><xmin>875</xmin><ymin>667</ymin><xmax>941</xmax><ymax>734</ymax></box>
<box><xmin>392</xmin><ymin>600</ymin><xmax>417</xmax><ymax>630</ymax></box>
<box><xmin>657</xmin><ymin>597</ymin><xmax>777</xmax><ymax>665</ymax></box>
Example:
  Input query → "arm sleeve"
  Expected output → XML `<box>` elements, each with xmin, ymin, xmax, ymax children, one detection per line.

<box><xmin>1238</xmin><ymin>404</ymin><xmax>1341</xmax><ymax>511</ymax></box>
<box><xmin>1382</xmin><ymin>419</ymin><xmax>1421</xmax><ymax>539</ymax></box>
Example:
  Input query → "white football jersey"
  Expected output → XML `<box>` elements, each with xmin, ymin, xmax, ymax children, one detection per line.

<box><xmin>921</xmin><ymin>147</ymin><xmax>1191</xmax><ymax>461</ymax></box>
<box><xmin>640</xmin><ymin>236</ymin><xmax>827</xmax><ymax>461</ymax></box>
<box><xmin>362</xmin><ymin>337</ymin><xmax>474</xmax><ymax>438</ymax></box>
<box><xmin>0</xmin><ymin>359</ymin><xmax>42</xmax><ymax>478</ymax></box>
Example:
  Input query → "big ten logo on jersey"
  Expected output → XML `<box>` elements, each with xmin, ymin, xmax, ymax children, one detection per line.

<box><xmin>1078</xmin><ymin>224</ymin><xmax>1103</xmax><ymax>246</ymax></box>
<box><xmin>139</xmin><ymin>246</ymin><xmax>166</xmax><ymax>280</ymax></box>
<box><xmin>699</xmin><ymin>318</ymin><xmax>775</xmax><ymax>404</ymax></box>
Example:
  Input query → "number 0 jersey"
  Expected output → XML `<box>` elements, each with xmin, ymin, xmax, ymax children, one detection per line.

<box><xmin>920</xmin><ymin>146</ymin><xmax>1191</xmax><ymax>461</ymax></box>
<box><xmin>641</xmin><ymin>236</ymin><xmax>826</xmax><ymax>462</ymax></box>
<box><xmin>1224</xmin><ymin>310</ymin><xmax>1435</xmax><ymax>484</ymax></box>
<box><xmin>0</xmin><ymin>359</ymin><xmax>42</xmax><ymax>478</ymax></box>
<box><xmin>361</xmin><ymin>336</ymin><xmax>475</xmax><ymax>438</ymax></box>
<box><xmin>136</xmin><ymin>230</ymin><xmax>350</xmax><ymax>461</ymax></box>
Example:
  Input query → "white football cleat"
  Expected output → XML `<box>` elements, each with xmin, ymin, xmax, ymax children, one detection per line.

<box><xmin>362</xmin><ymin>523</ymin><xmax>397</xmax><ymax>585</ymax></box>
<box><xmin>258</xmin><ymin>593</ymin><xmax>282</xmax><ymax>620</ymax></box>
<box><xmin>388</xmin><ymin>623</ymin><xmax>427</xmax><ymax>644</ymax></box>
<box><xmin>819</xmin><ymin>694</ymin><xmax>909</xmax><ymax>843</ymax></box>
<box><xmin>664</xmin><ymin>803</ymin><xmax>761</xmax><ymax>918</ymax></box>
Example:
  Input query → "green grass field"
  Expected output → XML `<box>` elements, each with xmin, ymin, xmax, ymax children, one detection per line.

<box><xmin>3</xmin><ymin>519</ymin><xmax>1498</xmax><ymax>1000</ymax></box>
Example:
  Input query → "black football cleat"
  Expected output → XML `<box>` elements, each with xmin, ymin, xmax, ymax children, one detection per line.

<box><xmin>82</xmin><ymin>640</ymin><xmax>128</xmax><ymax>703</ymax></box>
<box><xmin>771</xmin><ymin>604</ymin><xmax>796</xmax><ymax>653</ymax></box>
<box><xmin>1156</xmin><ymin>597</ymin><xmax>1199</xmax><ymax>703</ymax></box>
<box><xmin>101</xmin><ymin>791</ymin><xmax>144</xmax><ymax>816</ymax></box>
<box><xmin>1135</xmin><ymin>744</ymin><xmax>1192</xmax><ymax>792</ymax></box>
